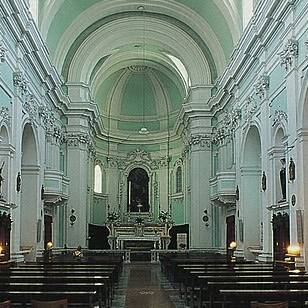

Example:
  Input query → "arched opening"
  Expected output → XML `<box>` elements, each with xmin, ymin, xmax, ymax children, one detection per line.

<box><xmin>241</xmin><ymin>125</ymin><xmax>262</xmax><ymax>260</ymax></box>
<box><xmin>274</xmin><ymin>128</ymin><xmax>287</xmax><ymax>203</ymax></box>
<box><xmin>176</xmin><ymin>166</ymin><xmax>182</xmax><ymax>193</ymax></box>
<box><xmin>94</xmin><ymin>164</ymin><xmax>102</xmax><ymax>194</ymax></box>
<box><xmin>20</xmin><ymin>124</ymin><xmax>40</xmax><ymax>259</ymax></box>
<box><xmin>127</xmin><ymin>168</ymin><xmax>149</xmax><ymax>212</ymax></box>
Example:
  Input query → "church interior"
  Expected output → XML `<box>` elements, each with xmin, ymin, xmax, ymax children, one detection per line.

<box><xmin>1</xmin><ymin>0</ymin><xmax>308</xmax><ymax>307</ymax></box>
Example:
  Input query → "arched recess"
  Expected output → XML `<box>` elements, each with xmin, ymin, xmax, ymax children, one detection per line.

<box><xmin>273</xmin><ymin>127</ymin><xmax>287</xmax><ymax>203</ymax></box>
<box><xmin>127</xmin><ymin>167</ymin><xmax>149</xmax><ymax>213</ymax></box>
<box><xmin>0</xmin><ymin>125</ymin><xmax>10</xmax><ymax>200</ymax></box>
<box><xmin>240</xmin><ymin>125</ymin><xmax>262</xmax><ymax>260</ymax></box>
<box><xmin>20</xmin><ymin>123</ymin><xmax>40</xmax><ymax>259</ymax></box>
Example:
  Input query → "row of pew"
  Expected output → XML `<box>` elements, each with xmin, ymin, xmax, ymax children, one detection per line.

<box><xmin>160</xmin><ymin>252</ymin><xmax>308</xmax><ymax>308</ymax></box>
<box><xmin>0</xmin><ymin>255</ymin><xmax>123</xmax><ymax>307</ymax></box>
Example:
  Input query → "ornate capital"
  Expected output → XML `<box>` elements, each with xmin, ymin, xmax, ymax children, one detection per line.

<box><xmin>254</xmin><ymin>75</ymin><xmax>270</xmax><ymax>99</ymax></box>
<box><xmin>279</xmin><ymin>39</ymin><xmax>299</xmax><ymax>71</ymax></box>
<box><xmin>0</xmin><ymin>41</ymin><xmax>7</xmax><ymax>63</ymax></box>
<box><xmin>244</xmin><ymin>96</ymin><xmax>257</xmax><ymax>121</ymax></box>
<box><xmin>23</xmin><ymin>94</ymin><xmax>38</xmax><ymax>122</ymax></box>
<box><xmin>212</xmin><ymin>109</ymin><xmax>241</xmax><ymax>145</ymax></box>
<box><xmin>189</xmin><ymin>134</ymin><xmax>211</xmax><ymax>150</ymax></box>
<box><xmin>272</xmin><ymin>109</ymin><xmax>288</xmax><ymax>127</ymax></box>
<box><xmin>65</xmin><ymin>132</ymin><xmax>96</xmax><ymax>156</ymax></box>
<box><xmin>13</xmin><ymin>71</ymin><xmax>28</xmax><ymax>96</ymax></box>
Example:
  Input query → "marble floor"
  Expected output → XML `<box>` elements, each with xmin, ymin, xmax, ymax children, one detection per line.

<box><xmin>111</xmin><ymin>262</ymin><xmax>189</xmax><ymax>308</ymax></box>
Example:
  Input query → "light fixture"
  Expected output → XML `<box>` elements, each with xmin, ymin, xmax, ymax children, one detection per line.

<box><xmin>138</xmin><ymin>3</ymin><xmax>149</xmax><ymax>136</ymax></box>
<box><xmin>229</xmin><ymin>241</ymin><xmax>237</xmax><ymax>249</ymax></box>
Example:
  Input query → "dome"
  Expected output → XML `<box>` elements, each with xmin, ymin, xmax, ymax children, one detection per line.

<box><xmin>95</xmin><ymin>64</ymin><xmax>186</xmax><ymax>135</ymax></box>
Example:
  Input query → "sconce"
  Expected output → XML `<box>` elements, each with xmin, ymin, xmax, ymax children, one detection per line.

<box><xmin>0</xmin><ymin>245</ymin><xmax>4</xmax><ymax>258</ymax></box>
<box><xmin>228</xmin><ymin>241</ymin><xmax>237</xmax><ymax>262</ymax></box>
<box><xmin>202</xmin><ymin>209</ymin><xmax>209</xmax><ymax>227</ymax></box>
<box><xmin>69</xmin><ymin>209</ymin><xmax>77</xmax><ymax>226</ymax></box>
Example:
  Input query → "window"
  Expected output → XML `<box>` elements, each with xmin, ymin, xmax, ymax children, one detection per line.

<box><xmin>94</xmin><ymin>165</ymin><xmax>102</xmax><ymax>193</ymax></box>
<box><xmin>176</xmin><ymin>166</ymin><xmax>182</xmax><ymax>193</ymax></box>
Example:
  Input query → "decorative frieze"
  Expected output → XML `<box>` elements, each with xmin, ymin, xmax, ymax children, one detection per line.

<box><xmin>279</xmin><ymin>39</ymin><xmax>299</xmax><ymax>71</ymax></box>
<box><xmin>108</xmin><ymin>148</ymin><xmax>169</xmax><ymax>170</ymax></box>
<box><xmin>254</xmin><ymin>75</ymin><xmax>270</xmax><ymax>99</ymax></box>
<box><xmin>0</xmin><ymin>41</ymin><xmax>7</xmax><ymax>63</ymax></box>
<box><xmin>65</xmin><ymin>132</ymin><xmax>96</xmax><ymax>156</ymax></box>
<box><xmin>0</xmin><ymin>107</ymin><xmax>9</xmax><ymax>126</ymax></box>
<box><xmin>13</xmin><ymin>71</ymin><xmax>28</xmax><ymax>95</ymax></box>
<box><xmin>272</xmin><ymin>109</ymin><xmax>288</xmax><ymax>127</ymax></box>
<box><xmin>189</xmin><ymin>134</ymin><xmax>211</xmax><ymax>149</ymax></box>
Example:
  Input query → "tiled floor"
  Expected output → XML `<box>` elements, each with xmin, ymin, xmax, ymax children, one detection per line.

<box><xmin>112</xmin><ymin>262</ymin><xmax>189</xmax><ymax>308</ymax></box>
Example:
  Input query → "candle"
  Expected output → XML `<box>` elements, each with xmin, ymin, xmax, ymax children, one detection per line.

<box><xmin>128</xmin><ymin>181</ymin><xmax>131</xmax><ymax>206</ymax></box>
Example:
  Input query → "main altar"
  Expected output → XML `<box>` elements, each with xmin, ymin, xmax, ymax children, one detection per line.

<box><xmin>107</xmin><ymin>221</ymin><xmax>171</xmax><ymax>251</ymax></box>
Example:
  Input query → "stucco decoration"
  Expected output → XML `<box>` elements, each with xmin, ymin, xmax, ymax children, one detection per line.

<box><xmin>189</xmin><ymin>134</ymin><xmax>211</xmax><ymax>149</ymax></box>
<box><xmin>254</xmin><ymin>75</ymin><xmax>270</xmax><ymax>99</ymax></box>
<box><xmin>65</xmin><ymin>132</ymin><xmax>96</xmax><ymax>156</ymax></box>
<box><xmin>279</xmin><ymin>38</ymin><xmax>299</xmax><ymax>71</ymax></box>
<box><xmin>244</xmin><ymin>96</ymin><xmax>257</xmax><ymax>121</ymax></box>
<box><xmin>23</xmin><ymin>94</ymin><xmax>38</xmax><ymax>123</ymax></box>
<box><xmin>0</xmin><ymin>41</ymin><xmax>7</xmax><ymax>63</ymax></box>
<box><xmin>212</xmin><ymin>109</ymin><xmax>241</xmax><ymax>144</ymax></box>
<box><xmin>108</xmin><ymin>148</ymin><xmax>169</xmax><ymax>171</ymax></box>
<box><xmin>272</xmin><ymin>110</ymin><xmax>288</xmax><ymax>127</ymax></box>
<box><xmin>0</xmin><ymin>107</ymin><xmax>10</xmax><ymax>126</ymax></box>
<box><xmin>13</xmin><ymin>71</ymin><xmax>28</xmax><ymax>96</ymax></box>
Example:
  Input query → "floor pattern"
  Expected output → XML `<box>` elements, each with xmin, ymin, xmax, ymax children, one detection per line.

<box><xmin>111</xmin><ymin>262</ymin><xmax>189</xmax><ymax>308</ymax></box>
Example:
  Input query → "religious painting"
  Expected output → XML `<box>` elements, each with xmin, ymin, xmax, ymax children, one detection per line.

<box><xmin>127</xmin><ymin>168</ymin><xmax>149</xmax><ymax>212</ymax></box>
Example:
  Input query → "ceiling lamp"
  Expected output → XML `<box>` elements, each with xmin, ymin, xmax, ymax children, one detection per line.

<box><xmin>139</xmin><ymin>5</ymin><xmax>149</xmax><ymax>136</ymax></box>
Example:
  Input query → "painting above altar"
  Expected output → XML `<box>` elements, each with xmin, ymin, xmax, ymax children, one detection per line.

<box><xmin>127</xmin><ymin>167</ymin><xmax>149</xmax><ymax>212</ymax></box>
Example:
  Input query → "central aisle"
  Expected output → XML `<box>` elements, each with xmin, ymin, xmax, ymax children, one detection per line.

<box><xmin>112</xmin><ymin>263</ymin><xmax>187</xmax><ymax>308</ymax></box>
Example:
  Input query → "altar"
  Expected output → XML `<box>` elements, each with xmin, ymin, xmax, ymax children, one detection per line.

<box><xmin>107</xmin><ymin>223</ymin><xmax>171</xmax><ymax>251</ymax></box>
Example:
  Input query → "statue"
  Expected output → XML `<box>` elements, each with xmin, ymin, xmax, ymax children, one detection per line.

<box><xmin>0</xmin><ymin>162</ymin><xmax>4</xmax><ymax>199</ymax></box>
<box><xmin>16</xmin><ymin>172</ymin><xmax>21</xmax><ymax>192</ymax></box>
<box><xmin>41</xmin><ymin>185</ymin><xmax>45</xmax><ymax>200</ymax></box>
<box><xmin>262</xmin><ymin>172</ymin><xmax>266</xmax><ymax>191</ymax></box>
<box><xmin>235</xmin><ymin>185</ymin><xmax>239</xmax><ymax>201</ymax></box>
<box><xmin>289</xmin><ymin>158</ymin><xmax>295</xmax><ymax>181</ymax></box>
<box><xmin>279</xmin><ymin>158</ymin><xmax>286</xmax><ymax>201</ymax></box>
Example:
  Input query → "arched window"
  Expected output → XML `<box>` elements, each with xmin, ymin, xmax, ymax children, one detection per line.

<box><xmin>176</xmin><ymin>166</ymin><xmax>182</xmax><ymax>193</ymax></box>
<box><xmin>94</xmin><ymin>165</ymin><xmax>102</xmax><ymax>193</ymax></box>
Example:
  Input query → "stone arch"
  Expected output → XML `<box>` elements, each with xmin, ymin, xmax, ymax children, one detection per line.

<box><xmin>240</xmin><ymin>125</ymin><xmax>262</xmax><ymax>260</ymax></box>
<box><xmin>20</xmin><ymin>123</ymin><xmax>40</xmax><ymax>260</ymax></box>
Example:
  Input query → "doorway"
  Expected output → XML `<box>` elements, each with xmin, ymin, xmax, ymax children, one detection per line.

<box><xmin>44</xmin><ymin>215</ymin><xmax>52</xmax><ymax>249</ymax></box>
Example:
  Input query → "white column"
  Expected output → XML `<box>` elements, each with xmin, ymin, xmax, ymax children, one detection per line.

<box><xmin>66</xmin><ymin>132</ymin><xmax>89</xmax><ymax>248</ymax></box>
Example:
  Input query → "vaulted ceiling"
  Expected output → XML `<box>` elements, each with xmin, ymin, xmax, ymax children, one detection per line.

<box><xmin>38</xmin><ymin>0</ymin><xmax>243</xmax><ymax>139</ymax></box>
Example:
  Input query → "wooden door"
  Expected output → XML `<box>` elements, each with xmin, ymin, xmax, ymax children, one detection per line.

<box><xmin>226</xmin><ymin>215</ymin><xmax>235</xmax><ymax>256</ymax></box>
<box><xmin>272</xmin><ymin>212</ymin><xmax>290</xmax><ymax>261</ymax></box>
<box><xmin>44</xmin><ymin>215</ymin><xmax>52</xmax><ymax>249</ymax></box>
